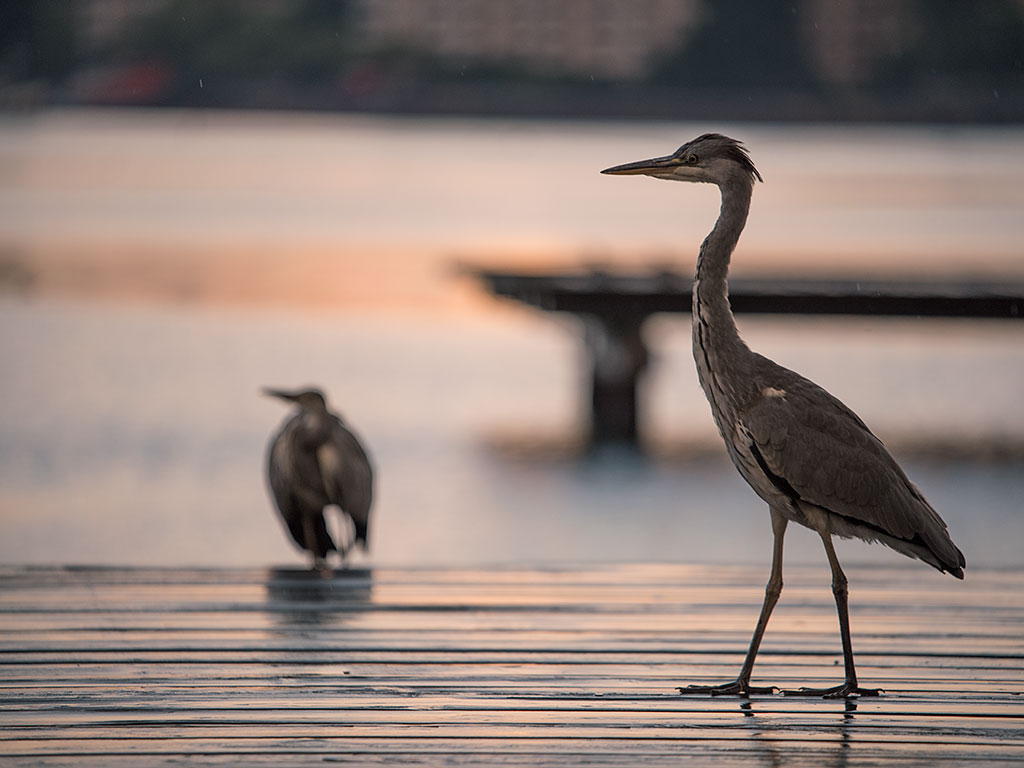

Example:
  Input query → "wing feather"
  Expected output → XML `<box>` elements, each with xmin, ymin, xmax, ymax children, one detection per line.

<box><xmin>267</xmin><ymin>416</ymin><xmax>336</xmax><ymax>556</ymax></box>
<box><xmin>322</xmin><ymin>418</ymin><xmax>374</xmax><ymax>548</ymax></box>
<box><xmin>739</xmin><ymin>368</ymin><xmax>962</xmax><ymax>574</ymax></box>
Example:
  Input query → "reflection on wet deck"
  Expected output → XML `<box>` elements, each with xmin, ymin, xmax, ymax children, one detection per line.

<box><xmin>1</xmin><ymin>564</ymin><xmax>1021</xmax><ymax>766</ymax></box>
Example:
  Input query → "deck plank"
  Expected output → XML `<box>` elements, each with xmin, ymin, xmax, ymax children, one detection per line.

<box><xmin>1</xmin><ymin>564</ymin><xmax>1022</xmax><ymax>766</ymax></box>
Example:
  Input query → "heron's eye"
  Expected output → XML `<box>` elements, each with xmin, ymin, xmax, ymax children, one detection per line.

<box><xmin>685</xmin><ymin>154</ymin><xmax>698</xmax><ymax>164</ymax></box>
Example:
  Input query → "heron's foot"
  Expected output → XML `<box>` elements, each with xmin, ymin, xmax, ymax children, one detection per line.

<box><xmin>783</xmin><ymin>682</ymin><xmax>880</xmax><ymax>699</ymax></box>
<box><xmin>678</xmin><ymin>680</ymin><xmax>778</xmax><ymax>697</ymax></box>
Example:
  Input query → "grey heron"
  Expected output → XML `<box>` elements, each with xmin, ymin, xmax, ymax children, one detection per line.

<box><xmin>264</xmin><ymin>387</ymin><xmax>373</xmax><ymax>570</ymax></box>
<box><xmin>602</xmin><ymin>134</ymin><xmax>964</xmax><ymax>698</ymax></box>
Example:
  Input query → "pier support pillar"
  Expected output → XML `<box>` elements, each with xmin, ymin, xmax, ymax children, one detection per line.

<box><xmin>583</xmin><ymin>313</ymin><xmax>649</xmax><ymax>447</ymax></box>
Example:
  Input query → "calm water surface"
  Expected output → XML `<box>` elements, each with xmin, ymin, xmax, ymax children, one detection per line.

<box><xmin>0</xmin><ymin>110</ymin><xmax>1021</xmax><ymax>570</ymax></box>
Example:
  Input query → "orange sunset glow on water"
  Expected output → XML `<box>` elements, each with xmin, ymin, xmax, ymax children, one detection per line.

<box><xmin>4</xmin><ymin>110</ymin><xmax>1023</xmax><ymax>314</ymax></box>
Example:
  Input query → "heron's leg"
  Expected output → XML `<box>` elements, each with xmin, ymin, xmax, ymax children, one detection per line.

<box><xmin>784</xmin><ymin>533</ymin><xmax>879</xmax><ymax>698</ymax></box>
<box><xmin>301</xmin><ymin>514</ymin><xmax>327</xmax><ymax>571</ymax></box>
<box><xmin>680</xmin><ymin>507</ymin><xmax>787</xmax><ymax>697</ymax></box>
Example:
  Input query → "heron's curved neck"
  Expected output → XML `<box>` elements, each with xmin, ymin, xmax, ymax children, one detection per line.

<box><xmin>691</xmin><ymin>177</ymin><xmax>754</xmax><ymax>431</ymax></box>
<box><xmin>694</xmin><ymin>178</ymin><xmax>752</xmax><ymax>345</ymax></box>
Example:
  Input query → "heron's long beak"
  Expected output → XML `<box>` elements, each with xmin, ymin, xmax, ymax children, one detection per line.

<box><xmin>262</xmin><ymin>387</ymin><xmax>299</xmax><ymax>402</ymax></box>
<box><xmin>600</xmin><ymin>154</ymin><xmax>679</xmax><ymax>175</ymax></box>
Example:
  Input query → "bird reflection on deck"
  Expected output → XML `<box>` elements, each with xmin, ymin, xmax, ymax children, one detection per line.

<box><xmin>264</xmin><ymin>566</ymin><xmax>374</xmax><ymax>629</ymax></box>
<box><xmin>739</xmin><ymin>698</ymin><xmax>858</xmax><ymax>768</ymax></box>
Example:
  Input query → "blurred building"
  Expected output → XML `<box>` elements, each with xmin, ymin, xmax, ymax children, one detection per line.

<box><xmin>347</xmin><ymin>0</ymin><xmax>966</xmax><ymax>92</ymax></box>
<box><xmin>13</xmin><ymin>0</ymin><xmax>1020</xmax><ymax>120</ymax></box>
<box><xmin>79</xmin><ymin>0</ymin><xmax>168</xmax><ymax>48</ymax></box>
<box><xmin>352</xmin><ymin>0</ymin><xmax>701</xmax><ymax>80</ymax></box>
<box><xmin>78</xmin><ymin>0</ymin><xmax>294</xmax><ymax>49</ymax></box>
<box><xmin>70</xmin><ymin>0</ymin><xmax>1024</xmax><ymax>90</ymax></box>
<box><xmin>801</xmin><ymin>0</ymin><xmax>916</xmax><ymax>88</ymax></box>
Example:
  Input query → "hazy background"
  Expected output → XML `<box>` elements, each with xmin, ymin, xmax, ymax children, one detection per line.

<box><xmin>1</xmin><ymin>1</ymin><xmax>1022</xmax><ymax>571</ymax></box>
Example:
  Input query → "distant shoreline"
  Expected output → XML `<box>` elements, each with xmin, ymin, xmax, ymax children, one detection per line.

<box><xmin>6</xmin><ymin>77</ymin><xmax>1022</xmax><ymax>125</ymax></box>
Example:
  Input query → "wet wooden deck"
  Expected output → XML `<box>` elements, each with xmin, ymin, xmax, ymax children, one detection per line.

<box><xmin>1</xmin><ymin>563</ymin><xmax>1022</xmax><ymax>766</ymax></box>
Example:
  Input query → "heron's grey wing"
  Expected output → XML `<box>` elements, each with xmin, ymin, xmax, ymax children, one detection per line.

<box><xmin>320</xmin><ymin>419</ymin><xmax>374</xmax><ymax>548</ymax></box>
<box><xmin>266</xmin><ymin>423</ymin><xmax>309</xmax><ymax>550</ymax></box>
<box><xmin>738</xmin><ymin>373</ymin><xmax>963</xmax><ymax>575</ymax></box>
<box><xmin>267</xmin><ymin>419</ymin><xmax>337</xmax><ymax>557</ymax></box>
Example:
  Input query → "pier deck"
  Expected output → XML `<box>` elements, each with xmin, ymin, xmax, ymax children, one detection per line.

<box><xmin>1</xmin><ymin>563</ymin><xmax>1022</xmax><ymax>766</ymax></box>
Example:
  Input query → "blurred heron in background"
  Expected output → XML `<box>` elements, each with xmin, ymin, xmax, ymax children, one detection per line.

<box><xmin>603</xmin><ymin>134</ymin><xmax>964</xmax><ymax>698</ymax></box>
<box><xmin>264</xmin><ymin>388</ymin><xmax>373</xmax><ymax>570</ymax></box>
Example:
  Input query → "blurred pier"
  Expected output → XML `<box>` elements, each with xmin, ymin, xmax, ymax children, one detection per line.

<box><xmin>469</xmin><ymin>268</ymin><xmax>1024</xmax><ymax>447</ymax></box>
<box><xmin>1</xmin><ymin>563</ymin><xmax>1022</xmax><ymax>766</ymax></box>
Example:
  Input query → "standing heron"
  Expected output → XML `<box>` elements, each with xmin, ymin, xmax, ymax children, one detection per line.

<box><xmin>264</xmin><ymin>387</ymin><xmax>373</xmax><ymax>570</ymax></box>
<box><xmin>602</xmin><ymin>134</ymin><xmax>964</xmax><ymax>698</ymax></box>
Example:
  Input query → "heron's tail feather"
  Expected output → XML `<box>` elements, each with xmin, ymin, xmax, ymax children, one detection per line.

<box><xmin>910</xmin><ymin>487</ymin><xmax>966</xmax><ymax>579</ymax></box>
<box><xmin>826</xmin><ymin>499</ymin><xmax>965</xmax><ymax>579</ymax></box>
